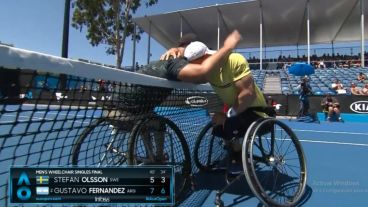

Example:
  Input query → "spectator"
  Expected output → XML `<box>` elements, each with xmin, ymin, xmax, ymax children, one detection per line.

<box><xmin>25</xmin><ymin>90</ymin><xmax>33</xmax><ymax>99</ymax></box>
<box><xmin>313</xmin><ymin>62</ymin><xmax>319</xmax><ymax>69</ymax></box>
<box><xmin>135</xmin><ymin>62</ymin><xmax>140</xmax><ymax>71</ymax></box>
<box><xmin>98</xmin><ymin>79</ymin><xmax>106</xmax><ymax>92</ymax></box>
<box><xmin>357</xmin><ymin>72</ymin><xmax>366</xmax><ymax>83</ymax></box>
<box><xmin>266</xmin><ymin>96</ymin><xmax>281</xmax><ymax>114</ymax></box>
<box><xmin>361</xmin><ymin>84</ymin><xmax>368</xmax><ymax>95</ymax></box>
<box><xmin>331</xmin><ymin>79</ymin><xmax>346</xmax><ymax>94</ymax></box>
<box><xmin>352</xmin><ymin>60</ymin><xmax>361</xmax><ymax>68</ymax></box>
<box><xmin>331</xmin><ymin>79</ymin><xmax>343</xmax><ymax>90</ymax></box>
<box><xmin>107</xmin><ymin>81</ymin><xmax>114</xmax><ymax>92</ymax></box>
<box><xmin>332</xmin><ymin>61</ymin><xmax>337</xmax><ymax>69</ymax></box>
<box><xmin>350</xmin><ymin>83</ymin><xmax>362</xmax><ymax>95</ymax></box>
<box><xmin>266</xmin><ymin>96</ymin><xmax>277</xmax><ymax>107</ymax></box>
<box><xmin>321</xmin><ymin>94</ymin><xmax>342</xmax><ymax>122</ymax></box>
<box><xmin>318</xmin><ymin>60</ymin><xmax>326</xmax><ymax>69</ymax></box>
<box><xmin>79</xmin><ymin>85</ymin><xmax>86</xmax><ymax>92</ymax></box>
<box><xmin>282</xmin><ymin>62</ymin><xmax>291</xmax><ymax>69</ymax></box>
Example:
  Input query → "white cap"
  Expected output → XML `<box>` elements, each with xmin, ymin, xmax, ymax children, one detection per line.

<box><xmin>184</xmin><ymin>41</ymin><xmax>216</xmax><ymax>61</ymax></box>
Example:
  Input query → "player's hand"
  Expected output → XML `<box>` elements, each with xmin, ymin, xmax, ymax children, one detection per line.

<box><xmin>211</xmin><ymin>112</ymin><xmax>227</xmax><ymax>126</ymax></box>
<box><xmin>160</xmin><ymin>48</ymin><xmax>182</xmax><ymax>60</ymax></box>
<box><xmin>223</xmin><ymin>30</ymin><xmax>242</xmax><ymax>50</ymax></box>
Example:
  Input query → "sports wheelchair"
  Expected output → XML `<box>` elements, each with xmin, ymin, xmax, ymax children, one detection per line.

<box><xmin>71</xmin><ymin>110</ymin><xmax>191</xmax><ymax>203</ymax></box>
<box><xmin>193</xmin><ymin>107</ymin><xmax>307</xmax><ymax>207</ymax></box>
<box><xmin>71</xmin><ymin>87</ymin><xmax>192</xmax><ymax>203</ymax></box>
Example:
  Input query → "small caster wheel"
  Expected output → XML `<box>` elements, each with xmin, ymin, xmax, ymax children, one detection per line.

<box><xmin>190</xmin><ymin>177</ymin><xmax>196</xmax><ymax>191</ymax></box>
<box><xmin>215</xmin><ymin>200</ymin><xmax>224</xmax><ymax>207</ymax></box>
<box><xmin>215</xmin><ymin>193</ymin><xmax>224</xmax><ymax>207</ymax></box>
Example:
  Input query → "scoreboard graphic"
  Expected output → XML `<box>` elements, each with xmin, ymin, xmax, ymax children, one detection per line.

<box><xmin>10</xmin><ymin>166</ymin><xmax>174</xmax><ymax>205</ymax></box>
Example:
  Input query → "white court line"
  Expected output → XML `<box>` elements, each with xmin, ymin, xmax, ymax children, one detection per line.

<box><xmin>0</xmin><ymin>119</ymin><xmax>90</xmax><ymax>125</ymax></box>
<box><xmin>179</xmin><ymin>122</ymin><xmax>208</xmax><ymax>126</ymax></box>
<box><xmin>180</xmin><ymin>131</ymin><xmax>368</xmax><ymax>147</ymax></box>
<box><xmin>299</xmin><ymin>139</ymin><xmax>368</xmax><ymax>147</ymax></box>
<box><xmin>2</xmin><ymin>111</ymin><xmax>98</xmax><ymax>118</ymax></box>
<box><xmin>0</xmin><ymin>115</ymin><xmax>91</xmax><ymax>125</ymax></box>
<box><xmin>265</xmin><ymin>137</ymin><xmax>368</xmax><ymax>147</ymax></box>
<box><xmin>291</xmin><ymin>129</ymin><xmax>368</xmax><ymax>136</ymax></box>
<box><xmin>1</xmin><ymin>112</ymin><xmax>99</xmax><ymax>120</ymax></box>
<box><xmin>20</xmin><ymin>103</ymin><xmax>100</xmax><ymax>110</ymax></box>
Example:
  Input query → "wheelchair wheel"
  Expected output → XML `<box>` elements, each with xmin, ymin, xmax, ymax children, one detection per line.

<box><xmin>193</xmin><ymin>122</ymin><xmax>226</xmax><ymax>172</ymax></box>
<box><xmin>128</xmin><ymin>115</ymin><xmax>191</xmax><ymax>203</ymax></box>
<box><xmin>71</xmin><ymin>118</ymin><xmax>129</xmax><ymax>166</ymax></box>
<box><xmin>242</xmin><ymin>118</ymin><xmax>307</xmax><ymax>207</ymax></box>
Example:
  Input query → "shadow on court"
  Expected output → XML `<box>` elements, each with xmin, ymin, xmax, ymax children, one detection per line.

<box><xmin>192</xmin><ymin>170</ymin><xmax>313</xmax><ymax>207</ymax></box>
<box><xmin>192</xmin><ymin>170</ymin><xmax>255</xmax><ymax>206</ymax></box>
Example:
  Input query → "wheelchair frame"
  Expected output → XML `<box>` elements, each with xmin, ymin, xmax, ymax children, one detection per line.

<box><xmin>71</xmin><ymin>113</ymin><xmax>192</xmax><ymax>204</ymax></box>
<box><xmin>193</xmin><ymin>107</ymin><xmax>307</xmax><ymax>207</ymax></box>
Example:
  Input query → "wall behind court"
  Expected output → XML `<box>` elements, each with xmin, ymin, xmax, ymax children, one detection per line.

<box><xmin>266</xmin><ymin>94</ymin><xmax>368</xmax><ymax>116</ymax></box>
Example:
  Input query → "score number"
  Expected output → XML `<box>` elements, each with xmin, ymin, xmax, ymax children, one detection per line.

<box><xmin>150</xmin><ymin>177</ymin><xmax>166</xmax><ymax>184</ymax></box>
<box><xmin>149</xmin><ymin>176</ymin><xmax>167</xmax><ymax>195</ymax></box>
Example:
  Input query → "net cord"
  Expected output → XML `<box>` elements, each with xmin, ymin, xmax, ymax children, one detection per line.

<box><xmin>0</xmin><ymin>45</ymin><xmax>212</xmax><ymax>91</ymax></box>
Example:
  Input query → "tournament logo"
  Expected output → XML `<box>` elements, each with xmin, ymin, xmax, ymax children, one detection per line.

<box><xmin>350</xmin><ymin>101</ymin><xmax>368</xmax><ymax>113</ymax></box>
<box><xmin>185</xmin><ymin>96</ymin><xmax>208</xmax><ymax>107</ymax></box>
<box><xmin>16</xmin><ymin>172</ymin><xmax>32</xmax><ymax>201</ymax></box>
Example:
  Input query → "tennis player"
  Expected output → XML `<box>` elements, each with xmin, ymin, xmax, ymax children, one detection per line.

<box><xmin>109</xmin><ymin>30</ymin><xmax>243</xmax><ymax>164</ymax></box>
<box><xmin>160</xmin><ymin>32</ymin><xmax>267</xmax><ymax>140</ymax></box>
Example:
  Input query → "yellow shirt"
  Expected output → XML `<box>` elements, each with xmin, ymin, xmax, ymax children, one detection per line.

<box><xmin>207</xmin><ymin>53</ymin><xmax>266</xmax><ymax>114</ymax></box>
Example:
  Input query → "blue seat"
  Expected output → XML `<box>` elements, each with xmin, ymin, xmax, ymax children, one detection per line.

<box><xmin>282</xmin><ymin>86</ymin><xmax>290</xmax><ymax>91</ymax></box>
<box><xmin>314</xmin><ymin>90</ymin><xmax>324</xmax><ymax>95</ymax></box>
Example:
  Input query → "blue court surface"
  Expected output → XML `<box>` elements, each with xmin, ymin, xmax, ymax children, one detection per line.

<box><xmin>1</xmin><ymin>104</ymin><xmax>368</xmax><ymax>206</ymax></box>
<box><xmin>201</xmin><ymin>120</ymin><xmax>368</xmax><ymax>207</ymax></box>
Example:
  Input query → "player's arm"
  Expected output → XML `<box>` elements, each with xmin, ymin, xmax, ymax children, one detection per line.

<box><xmin>177</xmin><ymin>30</ymin><xmax>242</xmax><ymax>82</ymax></box>
<box><xmin>232</xmin><ymin>75</ymin><xmax>256</xmax><ymax>114</ymax></box>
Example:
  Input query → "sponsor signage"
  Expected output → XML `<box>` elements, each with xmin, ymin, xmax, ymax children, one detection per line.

<box><xmin>185</xmin><ymin>96</ymin><xmax>208</xmax><ymax>107</ymax></box>
<box><xmin>350</xmin><ymin>101</ymin><xmax>368</xmax><ymax>113</ymax></box>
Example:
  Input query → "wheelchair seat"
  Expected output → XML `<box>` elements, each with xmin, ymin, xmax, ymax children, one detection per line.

<box><xmin>247</xmin><ymin>106</ymin><xmax>277</xmax><ymax>118</ymax></box>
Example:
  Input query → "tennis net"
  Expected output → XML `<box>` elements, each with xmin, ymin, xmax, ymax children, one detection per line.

<box><xmin>0</xmin><ymin>45</ymin><xmax>223</xmax><ymax>206</ymax></box>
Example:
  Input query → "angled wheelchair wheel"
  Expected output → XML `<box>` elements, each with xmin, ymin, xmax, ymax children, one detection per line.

<box><xmin>71</xmin><ymin>118</ymin><xmax>130</xmax><ymax>166</ymax></box>
<box><xmin>243</xmin><ymin>118</ymin><xmax>307</xmax><ymax>207</ymax></box>
<box><xmin>193</xmin><ymin>122</ymin><xmax>227</xmax><ymax>172</ymax></box>
<box><xmin>127</xmin><ymin>115</ymin><xmax>191</xmax><ymax>203</ymax></box>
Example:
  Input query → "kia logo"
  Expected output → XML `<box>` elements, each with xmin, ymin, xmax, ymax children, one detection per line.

<box><xmin>185</xmin><ymin>96</ymin><xmax>208</xmax><ymax>107</ymax></box>
<box><xmin>350</xmin><ymin>101</ymin><xmax>368</xmax><ymax>113</ymax></box>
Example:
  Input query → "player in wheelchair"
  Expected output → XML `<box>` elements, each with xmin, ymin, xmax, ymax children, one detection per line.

<box><xmin>161</xmin><ymin>32</ymin><xmax>307</xmax><ymax>206</ymax></box>
<box><xmin>183</xmin><ymin>49</ymin><xmax>306</xmax><ymax>206</ymax></box>
<box><xmin>181</xmin><ymin>46</ymin><xmax>306</xmax><ymax>206</ymax></box>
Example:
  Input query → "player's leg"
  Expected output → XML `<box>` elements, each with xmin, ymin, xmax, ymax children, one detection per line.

<box><xmin>333</xmin><ymin>107</ymin><xmax>342</xmax><ymax>121</ymax></box>
<box><xmin>212</xmin><ymin>109</ymin><xmax>264</xmax><ymax>162</ymax></box>
<box><xmin>218</xmin><ymin>110</ymin><xmax>264</xmax><ymax>139</ymax></box>
<box><xmin>327</xmin><ymin>106</ymin><xmax>334</xmax><ymax>121</ymax></box>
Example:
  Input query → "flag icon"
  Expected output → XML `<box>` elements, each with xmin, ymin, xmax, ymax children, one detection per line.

<box><xmin>36</xmin><ymin>187</ymin><xmax>49</xmax><ymax>195</ymax></box>
<box><xmin>36</xmin><ymin>176</ymin><xmax>49</xmax><ymax>185</ymax></box>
